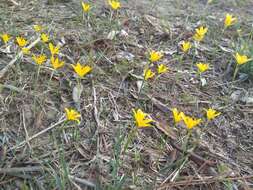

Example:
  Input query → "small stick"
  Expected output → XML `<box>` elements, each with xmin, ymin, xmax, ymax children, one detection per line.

<box><xmin>0</xmin><ymin>37</ymin><xmax>40</xmax><ymax>79</ymax></box>
<box><xmin>9</xmin><ymin>116</ymin><xmax>65</xmax><ymax>151</ymax></box>
<box><xmin>22</xmin><ymin>109</ymin><xmax>32</xmax><ymax>150</ymax></box>
<box><xmin>0</xmin><ymin>166</ymin><xmax>43</xmax><ymax>174</ymax></box>
<box><xmin>68</xmin><ymin>175</ymin><xmax>96</xmax><ymax>188</ymax></box>
<box><xmin>157</xmin><ymin>175</ymin><xmax>253</xmax><ymax>189</ymax></box>
<box><xmin>8</xmin><ymin>0</ymin><xmax>20</xmax><ymax>6</ymax></box>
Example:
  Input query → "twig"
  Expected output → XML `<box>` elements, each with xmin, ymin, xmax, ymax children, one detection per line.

<box><xmin>157</xmin><ymin>175</ymin><xmax>253</xmax><ymax>189</ymax></box>
<box><xmin>22</xmin><ymin>109</ymin><xmax>32</xmax><ymax>150</ymax></box>
<box><xmin>150</xmin><ymin>96</ymin><xmax>216</xmax><ymax>166</ymax></box>
<box><xmin>68</xmin><ymin>175</ymin><xmax>96</xmax><ymax>188</ymax></box>
<box><xmin>0</xmin><ymin>166</ymin><xmax>43</xmax><ymax>174</ymax></box>
<box><xmin>0</xmin><ymin>37</ymin><xmax>40</xmax><ymax>79</ymax></box>
<box><xmin>169</xmin><ymin>140</ymin><xmax>216</xmax><ymax>166</ymax></box>
<box><xmin>9</xmin><ymin>116</ymin><xmax>65</xmax><ymax>151</ymax></box>
<box><xmin>8</xmin><ymin>0</ymin><xmax>20</xmax><ymax>6</ymax></box>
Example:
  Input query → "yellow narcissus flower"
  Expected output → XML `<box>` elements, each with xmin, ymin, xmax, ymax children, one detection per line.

<box><xmin>32</xmin><ymin>54</ymin><xmax>47</xmax><ymax>65</ymax></box>
<box><xmin>50</xmin><ymin>56</ymin><xmax>64</xmax><ymax>70</ymax></box>
<box><xmin>71</xmin><ymin>63</ymin><xmax>92</xmax><ymax>78</ymax></box>
<box><xmin>22</xmin><ymin>48</ymin><xmax>30</xmax><ymax>55</ymax></box>
<box><xmin>181</xmin><ymin>113</ymin><xmax>201</xmax><ymax>130</ymax></box>
<box><xmin>149</xmin><ymin>50</ymin><xmax>163</xmax><ymax>62</ymax></box>
<box><xmin>49</xmin><ymin>42</ymin><xmax>60</xmax><ymax>55</ymax></box>
<box><xmin>1</xmin><ymin>33</ymin><xmax>11</xmax><ymax>44</ymax></box>
<box><xmin>193</xmin><ymin>26</ymin><xmax>208</xmax><ymax>42</ymax></box>
<box><xmin>82</xmin><ymin>2</ymin><xmax>91</xmax><ymax>12</ymax></box>
<box><xmin>133</xmin><ymin>109</ymin><xmax>154</xmax><ymax>128</ymax></box>
<box><xmin>108</xmin><ymin>0</ymin><xmax>121</xmax><ymax>10</ymax></box>
<box><xmin>157</xmin><ymin>64</ymin><xmax>168</xmax><ymax>74</ymax></box>
<box><xmin>144</xmin><ymin>68</ymin><xmax>155</xmax><ymax>80</ymax></box>
<box><xmin>33</xmin><ymin>25</ymin><xmax>42</xmax><ymax>32</ymax></box>
<box><xmin>234</xmin><ymin>53</ymin><xmax>251</xmax><ymax>65</ymax></box>
<box><xmin>16</xmin><ymin>36</ymin><xmax>27</xmax><ymax>47</ymax></box>
<box><xmin>172</xmin><ymin>108</ymin><xmax>183</xmax><ymax>124</ymax></box>
<box><xmin>196</xmin><ymin>63</ymin><xmax>209</xmax><ymax>73</ymax></box>
<box><xmin>205</xmin><ymin>108</ymin><xmax>221</xmax><ymax>121</ymax></box>
<box><xmin>41</xmin><ymin>33</ymin><xmax>49</xmax><ymax>43</ymax></box>
<box><xmin>181</xmin><ymin>41</ymin><xmax>191</xmax><ymax>53</ymax></box>
<box><xmin>224</xmin><ymin>14</ymin><xmax>237</xmax><ymax>28</ymax></box>
<box><xmin>65</xmin><ymin>108</ymin><xmax>81</xmax><ymax>123</ymax></box>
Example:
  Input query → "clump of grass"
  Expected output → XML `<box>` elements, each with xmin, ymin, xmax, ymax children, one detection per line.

<box><xmin>0</xmin><ymin>0</ymin><xmax>253</xmax><ymax>189</ymax></box>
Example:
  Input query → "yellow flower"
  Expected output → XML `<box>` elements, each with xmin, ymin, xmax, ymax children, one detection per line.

<box><xmin>196</xmin><ymin>63</ymin><xmax>209</xmax><ymax>73</ymax></box>
<box><xmin>144</xmin><ymin>68</ymin><xmax>155</xmax><ymax>80</ymax></box>
<box><xmin>71</xmin><ymin>63</ymin><xmax>92</xmax><ymax>78</ymax></box>
<box><xmin>22</xmin><ymin>48</ymin><xmax>30</xmax><ymax>55</ymax></box>
<box><xmin>32</xmin><ymin>54</ymin><xmax>47</xmax><ymax>65</ymax></box>
<box><xmin>1</xmin><ymin>33</ymin><xmax>11</xmax><ymax>44</ymax></box>
<box><xmin>181</xmin><ymin>114</ymin><xmax>201</xmax><ymax>130</ymax></box>
<box><xmin>50</xmin><ymin>56</ymin><xmax>64</xmax><ymax>70</ymax></box>
<box><xmin>172</xmin><ymin>108</ymin><xmax>183</xmax><ymax>124</ymax></box>
<box><xmin>82</xmin><ymin>2</ymin><xmax>91</xmax><ymax>12</ymax></box>
<box><xmin>224</xmin><ymin>14</ymin><xmax>237</xmax><ymax>28</ymax></box>
<box><xmin>205</xmin><ymin>108</ymin><xmax>221</xmax><ymax>121</ymax></box>
<box><xmin>65</xmin><ymin>108</ymin><xmax>81</xmax><ymax>123</ymax></box>
<box><xmin>157</xmin><ymin>64</ymin><xmax>168</xmax><ymax>74</ymax></box>
<box><xmin>33</xmin><ymin>25</ymin><xmax>42</xmax><ymax>32</ymax></box>
<box><xmin>193</xmin><ymin>26</ymin><xmax>208</xmax><ymax>42</ymax></box>
<box><xmin>16</xmin><ymin>36</ymin><xmax>27</xmax><ymax>47</ymax></box>
<box><xmin>41</xmin><ymin>33</ymin><xmax>49</xmax><ymax>43</ymax></box>
<box><xmin>49</xmin><ymin>42</ymin><xmax>60</xmax><ymax>55</ymax></box>
<box><xmin>181</xmin><ymin>41</ymin><xmax>191</xmax><ymax>53</ymax></box>
<box><xmin>149</xmin><ymin>50</ymin><xmax>163</xmax><ymax>62</ymax></box>
<box><xmin>108</xmin><ymin>0</ymin><xmax>121</xmax><ymax>10</ymax></box>
<box><xmin>133</xmin><ymin>109</ymin><xmax>153</xmax><ymax>128</ymax></box>
<box><xmin>234</xmin><ymin>53</ymin><xmax>251</xmax><ymax>65</ymax></box>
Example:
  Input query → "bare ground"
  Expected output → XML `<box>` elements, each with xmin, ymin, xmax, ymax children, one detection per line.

<box><xmin>0</xmin><ymin>0</ymin><xmax>253</xmax><ymax>189</ymax></box>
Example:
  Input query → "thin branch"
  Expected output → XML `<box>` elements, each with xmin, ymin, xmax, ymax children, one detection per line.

<box><xmin>9</xmin><ymin>116</ymin><xmax>65</xmax><ymax>151</ymax></box>
<box><xmin>0</xmin><ymin>166</ymin><xmax>43</xmax><ymax>174</ymax></box>
<box><xmin>0</xmin><ymin>37</ymin><xmax>40</xmax><ymax>79</ymax></box>
<box><xmin>68</xmin><ymin>175</ymin><xmax>96</xmax><ymax>188</ymax></box>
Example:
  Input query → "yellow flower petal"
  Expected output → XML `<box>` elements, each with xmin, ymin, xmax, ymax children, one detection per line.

<box><xmin>193</xmin><ymin>26</ymin><xmax>208</xmax><ymax>42</ymax></box>
<box><xmin>71</xmin><ymin>63</ymin><xmax>92</xmax><ymax>78</ymax></box>
<box><xmin>33</xmin><ymin>25</ymin><xmax>42</xmax><ymax>32</ymax></box>
<box><xmin>149</xmin><ymin>50</ymin><xmax>163</xmax><ymax>62</ymax></box>
<box><xmin>144</xmin><ymin>68</ymin><xmax>155</xmax><ymax>80</ymax></box>
<box><xmin>133</xmin><ymin>109</ymin><xmax>153</xmax><ymax>128</ymax></box>
<box><xmin>196</xmin><ymin>63</ymin><xmax>209</xmax><ymax>73</ymax></box>
<box><xmin>181</xmin><ymin>41</ymin><xmax>191</xmax><ymax>53</ymax></box>
<box><xmin>49</xmin><ymin>43</ymin><xmax>60</xmax><ymax>55</ymax></box>
<box><xmin>51</xmin><ymin>56</ymin><xmax>64</xmax><ymax>70</ymax></box>
<box><xmin>205</xmin><ymin>108</ymin><xmax>221</xmax><ymax>121</ymax></box>
<box><xmin>224</xmin><ymin>14</ymin><xmax>237</xmax><ymax>28</ymax></box>
<box><xmin>32</xmin><ymin>54</ymin><xmax>47</xmax><ymax>65</ymax></box>
<box><xmin>234</xmin><ymin>53</ymin><xmax>251</xmax><ymax>65</ymax></box>
<box><xmin>16</xmin><ymin>36</ymin><xmax>27</xmax><ymax>47</ymax></box>
<box><xmin>181</xmin><ymin>114</ymin><xmax>201</xmax><ymax>129</ymax></box>
<box><xmin>22</xmin><ymin>48</ymin><xmax>30</xmax><ymax>55</ymax></box>
<box><xmin>65</xmin><ymin>108</ymin><xmax>81</xmax><ymax>123</ymax></box>
<box><xmin>1</xmin><ymin>33</ymin><xmax>11</xmax><ymax>44</ymax></box>
<box><xmin>41</xmin><ymin>33</ymin><xmax>49</xmax><ymax>43</ymax></box>
<box><xmin>108</xmin><ymin>0</ymin><xmax>121</xmax><ymax>10</ymax></box>
<box><xmin>157</xmin><ymin>64</ymin><xmax>168</xmax><ymax>74</ymax></box>
<box><xmin>82</xmin><ymin>2</ymin><xmax>91</xmax><ymax>12</ymax></box>
<box><xmin>172</xmin><ymin>108</ymin><xmax>183</xmax><ymax>124</ymax></box>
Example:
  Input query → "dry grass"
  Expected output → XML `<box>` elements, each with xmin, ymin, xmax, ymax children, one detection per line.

<box><xmin>0</xmin><ymin>0</ymin><xmax>253</xmax><ymax>189</ymax></box>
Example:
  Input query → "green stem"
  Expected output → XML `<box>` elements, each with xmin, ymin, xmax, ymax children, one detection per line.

<box><xmin>232</xmin><ymin>65</ymin><xmax>239</xmax><ymax>81</ymax></box>
<box><xmin>33</xmin><ymin>66</ymin><xmax>41</xmax><ymax>116</ymax></box>
<box><xmin>122</xmin><ymin>127</ymin><xmax>137</xmax><ymax>155</ymax></box>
